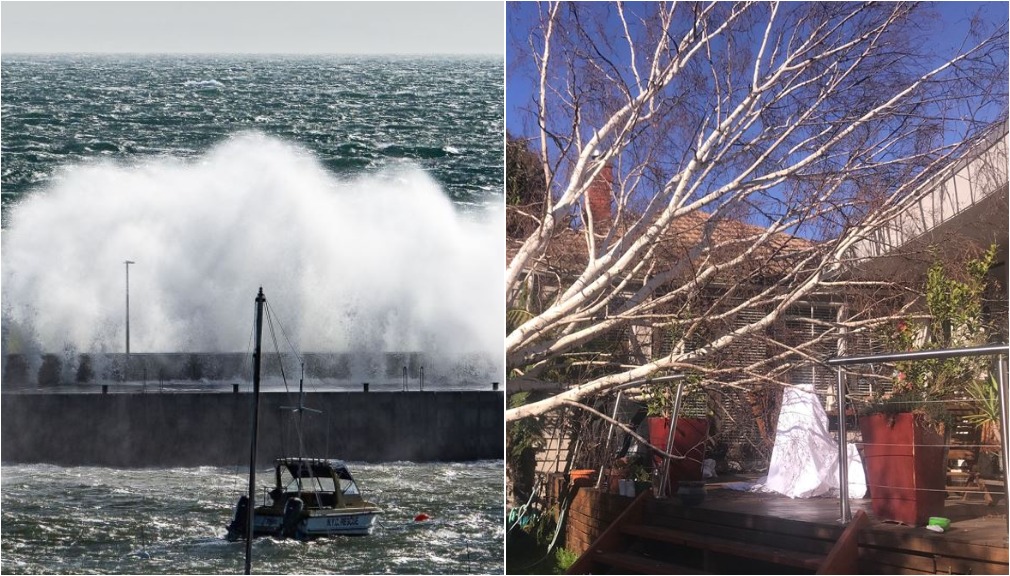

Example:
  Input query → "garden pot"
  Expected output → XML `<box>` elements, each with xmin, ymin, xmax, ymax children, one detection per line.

<box><xmin>859</xmin><ymin>412</ymin><xmax>946</xmax><ymax>526</ymax></box>
<box><xmin>647</xmin><ymin>416</ymin><xmax>709</xmax><ymax>493</ymax></box>
<box><xmin>618</xmin><ymin>479</ymin><xmax>636</xmax><ymax>497</ymax></box>
<box><xmin>568</xmin><ymin>469</ymin><xmax>596</xmax><ymax>489</ymax></box>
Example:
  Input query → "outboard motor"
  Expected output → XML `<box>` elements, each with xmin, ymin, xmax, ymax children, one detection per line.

<box><xmin>225</xmin><ymin>496</ymin><xmax>249</xmax><ymax>541</ymax></box>
<box><xmin>281</xmin><ymin>497</ymin><xmax>305</xmax><ymax>539</ymax></box>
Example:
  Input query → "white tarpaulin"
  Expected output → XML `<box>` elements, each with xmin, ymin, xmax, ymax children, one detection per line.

<box><xmin>766</xmin><ymin>384</ymin><xmax>867</xmax><ymax>499</ymax></box>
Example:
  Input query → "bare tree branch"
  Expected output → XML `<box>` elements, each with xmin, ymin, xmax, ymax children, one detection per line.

<box><xmin>506</xmin><ymin>1</ymin><xmax>1008</xmax><ymax>422</ymax></box>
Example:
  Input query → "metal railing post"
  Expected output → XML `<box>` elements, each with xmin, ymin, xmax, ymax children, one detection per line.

<box><xmin>658</xmin><ymin>380</ymin><xmax>685</xmax><ymax>498</ymax></box>
<box><xmin>595</xmin><ymin>390</ymin><xmax>623</xmax><ymax>490</ymax></box>
<box><xmin>836</xmin><ymin>368</ymin><xmax>851</xmax><ymax>523</ymax></box>
<box><xmin>827</xmin><ymin>343</ymin><xmax>1010</xmax><ymax>526</ymax></box>
<box><xmin>997</xmin><ymin>355</ymin><xmax>1009</xmax><ymax>530</ymax></box>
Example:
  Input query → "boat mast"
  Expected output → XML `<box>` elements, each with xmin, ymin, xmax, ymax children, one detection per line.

<box><xmin>298</xmin><ymin>362</ymin><xmax>305</xmax><ymax>461</ymax></box>
<box><xmin>244</xmin><ymin>287</ymin><xmax>265</xmax><ymax>575</ymax></box>
<box><xmin>281</xmin><ymin>361</ymin><xmax>321</xmax><ymax>494</ymax></box>
<box><xmin>293</xmin><ymin>363</ymin><xmax>321</xmax><ymax>458</ymax></box>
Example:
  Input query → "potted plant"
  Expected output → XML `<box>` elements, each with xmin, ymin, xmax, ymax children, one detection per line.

<box><xmin>628</xmin><ymin>455</ymin><xmax>654</xmax><ymax>495</ymax></box>
<box><xmin>604</xmin><ymin>456</ymin><xmax>630</xmax><ymax>494</ymax></box>
<box><xmin>605</xmin><ymin>454</ymin><xmax>655</xmax><ymax>497</ymax></box>
<box><xmin>643</xmin><ymin>375</ymin><xmax>709</xmax><ymax>494</ymax></box>
<box><xmin>860</xmin><ymin>245</ymin><xmax>996</xmax><ymax>526</ymax></box>
<box><xmin>965</xmin><ymin>372</ymin><xmax>1004</xmax><ymax>479</ymax></box>
<box><xmin>965</xmin><ymin>373</ymin><xmax>1002</xmax><ymax>456</ymax></box>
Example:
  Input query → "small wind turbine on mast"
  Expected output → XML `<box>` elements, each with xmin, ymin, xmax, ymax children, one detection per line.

<box><xmin>280</xmin><ymin>361</ymin><xmax>322</xmax><ymax>461</ymax></box>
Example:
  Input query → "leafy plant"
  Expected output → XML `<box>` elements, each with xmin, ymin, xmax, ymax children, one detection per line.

<box><xmin>965</xmin><ymin>373</ymin><xmax>1002</xmax><ymax>453</ymax></box>
<box><xmin>76</xmin><ymin>354</ymin><xmax>94</xmax><ymax>383</ymax></box>
<box><xmin>965</xmin><ymin>373</ymin><xmax>1000</xmax><ymax>426</ymax></box>
<box><xmin>644</xmin><ymin>373</ymin><xmax>704</xmax><ymax>417</ymax></box>
<box><xmin>507</xmin><ymin>392</ymin><xmax>543</xmax><ymax>460</ymax></box>
<box><xmin>869</xmin><ymin>244</ymin><xmax>997</xmax><ymax>427</ymax></box>
<box><xmin>553</xmin><ymin>548</ymin><xmax>580</xmax><ymax>573</ymax></box>
<box><xmin>626</xmin><ymin>454</ymin><xmax>654</xmax><ymax>483</ymax></box>
<box><xmin>507</xmin><ymin>391</ymin><xmax>544</xmax><ymax>503</ymax></box>
<box><xmin>506</xmin><ymin>133</ymin><xmax>547</xmax><ymax>240</ymax></box>
<box><xmin>862</xmin><ymin>388</ymin><xmax>956</xmax><ymax>431</ymax></box>
<box><xmin>37</xmin><ymin>354</ymin><xmax>62</xmax><ymax>387</ymax></box>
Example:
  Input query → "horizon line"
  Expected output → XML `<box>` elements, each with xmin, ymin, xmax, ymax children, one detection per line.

<box><xmin>1</xmin><ymin>51</ymin><xmax>504</xmax><ymax>57</ymax></box>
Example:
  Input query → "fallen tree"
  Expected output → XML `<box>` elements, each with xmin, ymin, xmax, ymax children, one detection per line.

<box><xmin>505</xmin><ymin>1</ymin><xmax>1008</xmax><ymax>421</ymax></box>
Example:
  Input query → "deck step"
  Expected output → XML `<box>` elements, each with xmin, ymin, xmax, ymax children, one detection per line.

<box><xmin>592</xmin><ymin>551</ymin><xmax>707</xmax><ymax>574</ymax></box>
<box><xmin>622</xmin><ymin>523</ymin><xmax>826</xmax><ymax>571</ymax></box>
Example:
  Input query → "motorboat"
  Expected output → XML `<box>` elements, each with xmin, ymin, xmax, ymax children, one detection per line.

<box><xmin>226</xmin><ymin>289</ymin><xmax>381</xmax><ymax>546</ymax></box>
<box><xmin>227</xmin><ymin>457</ymin><xmax>382</xmax><ymax>540</ymax></box>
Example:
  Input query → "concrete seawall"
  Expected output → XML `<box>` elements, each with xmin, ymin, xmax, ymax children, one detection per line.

<box><xmin>1</xmin><ymin>391</ymin><xmax>503</xmax><ymax>467</ymax></box>
<box><xmin>2</xmin><ymin>351</ymin><xmax>500</xmax><ymax>390</ymax></box>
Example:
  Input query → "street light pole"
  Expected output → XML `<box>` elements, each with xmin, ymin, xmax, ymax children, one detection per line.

<box><xmin>125</xmin><ymin>260</ymin><xmax>135</xmax><ymax>356</ymax></box>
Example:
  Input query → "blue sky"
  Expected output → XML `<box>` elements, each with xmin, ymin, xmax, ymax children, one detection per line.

<box><xmin>504</xmin><ymin>2</ymin><xmax>1008</xmax><ymax>240</ymax></box>
<box><xmin>506</xmin><ymin>1</ymin><xmax>1010</xmax><ymax>137</ymax></box>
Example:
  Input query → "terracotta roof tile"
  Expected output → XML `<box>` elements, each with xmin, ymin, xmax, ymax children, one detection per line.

<box><xmin>507</xmin><ymin>208</ymin><xmax>813</xmax><ymax>283</ymax></box>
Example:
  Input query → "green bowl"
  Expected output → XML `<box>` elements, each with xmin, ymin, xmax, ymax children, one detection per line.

<box><xmin>927</xmin><ymin>517</ymin><xmax>950</xmax><ymax>530</ymax></box>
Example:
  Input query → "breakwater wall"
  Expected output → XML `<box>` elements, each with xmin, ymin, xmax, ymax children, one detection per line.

<box><xmin>2</xmin><ymin>351</ymin><xmax>500</xmax><ymax>390</ymax></box>
<box><xmin>0</xmin><ymin>390</ymin><xmax>503</xmax><ymax>467</ymax></box>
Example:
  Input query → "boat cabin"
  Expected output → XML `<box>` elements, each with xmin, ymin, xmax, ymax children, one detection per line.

<box><xmin>270</xmin><ymin>458</ymin><xmax>367</xmax><ymax>509</ymax></box>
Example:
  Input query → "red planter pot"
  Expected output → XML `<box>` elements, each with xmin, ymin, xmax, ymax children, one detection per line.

<box><xmin>569</xmin><ymin>469</ymin><xmax>596</xmax><ymax>489</ymax></box>
<box><xmin>859</xmin><ymin>413</ymin><xmax>946</xmax><ymax>526</ymax></box>
<box><xmin>647</xmin><ymin>416</ymin><xmax>708</xmax><ymax>493</ymax></box>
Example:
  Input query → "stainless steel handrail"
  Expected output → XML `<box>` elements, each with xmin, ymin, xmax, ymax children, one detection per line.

<box><xmin>826</xmin><ymin>344</ymin><xmax>1009</xmax><ymax>366</ymax></box>
<box><xmin>826</xmin><ymin>343</ymin><xmax>1009</xmax><ymax>526</ymax></box>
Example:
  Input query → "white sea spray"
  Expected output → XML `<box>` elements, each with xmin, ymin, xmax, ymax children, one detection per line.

<box><xmin>1</xmin><ymin>132</ymin><xmax>503</xmax><ymax>362</ymax></box>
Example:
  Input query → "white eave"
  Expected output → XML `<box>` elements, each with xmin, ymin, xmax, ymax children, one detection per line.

<box><xmin>842</xmin><ymin>122</ymin><xmax>1009</xmax><ymax>282</ymax></box>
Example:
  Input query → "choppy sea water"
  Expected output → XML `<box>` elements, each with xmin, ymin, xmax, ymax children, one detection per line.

<box><xmin>1</xmin><ymin>54</ymin><xmax>503</xmax><ymax>215</ymax></box>
<box><xmin>1</xmin><ymin>461</ymin><xmax>504</xmax><ymax>574</ymax></box>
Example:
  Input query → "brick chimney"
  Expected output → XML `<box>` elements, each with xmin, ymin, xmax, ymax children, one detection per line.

<box><xmin>586</xmin><ymin>160</ymin><xmax>614</xmax><ymax>230</ymax></box>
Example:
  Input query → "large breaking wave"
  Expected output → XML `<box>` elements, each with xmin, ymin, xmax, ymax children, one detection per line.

<box><xmin>1</xmin><ymin>133</ymin><xmax>502</xmax><ymax>365</ymax></box>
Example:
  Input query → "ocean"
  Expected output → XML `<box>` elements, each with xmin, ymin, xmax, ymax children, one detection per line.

<box><xmin>1</xmin><ymin>54</ymin><xmax>502</xmax><ymax>211</ymax></box>
<box><xmin>0</xmin><ymin>461</ymin><xmax>504</xmax><ymax>574</ymax></box>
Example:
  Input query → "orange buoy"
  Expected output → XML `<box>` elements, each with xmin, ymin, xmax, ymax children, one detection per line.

<box><xmin>414</xmin><ymin>513</ymin><xmax>430</xmax><ymax>522</ymax></box>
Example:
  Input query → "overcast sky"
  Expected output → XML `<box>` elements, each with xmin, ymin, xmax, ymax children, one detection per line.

<box><xmin>1</xmin><ymin>1</ymin><xmax>504</xmax><ymax>55</ymax></box>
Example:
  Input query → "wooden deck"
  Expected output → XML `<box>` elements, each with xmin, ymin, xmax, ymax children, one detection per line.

<box><xmin>698</xmin><ymin>482</ymin><xmax>1008</xmax><ymax>546</ymax></box>
<box><xmin>566</xmin><ymin>481</ymin><xmax>1008</xmax><ymax>574</ymax></box>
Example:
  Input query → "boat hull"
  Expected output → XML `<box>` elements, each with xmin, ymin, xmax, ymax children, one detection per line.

<box><xmin>253</xmin><ymin>507</ymin><xmax>381</xmax><ymax>538</ymax></box>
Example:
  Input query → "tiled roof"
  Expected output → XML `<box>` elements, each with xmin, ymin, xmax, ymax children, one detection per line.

<box><xmin>507</xmin><ymin>208</ymin><xmax>813</xmax><ymax>283</ymax></box>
